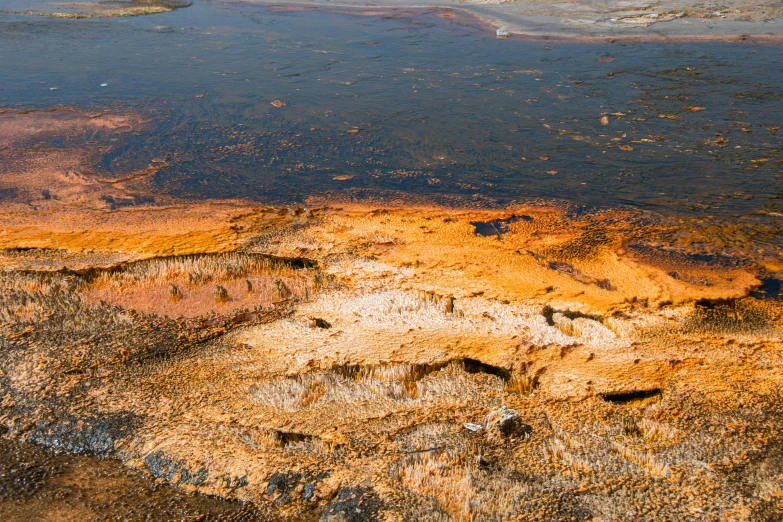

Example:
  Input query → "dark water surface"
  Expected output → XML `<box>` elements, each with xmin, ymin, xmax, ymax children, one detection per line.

<box><xmin>1</xmin><ymin>0</ymin><xmax>781</xmax><ymax>225</ymax></box>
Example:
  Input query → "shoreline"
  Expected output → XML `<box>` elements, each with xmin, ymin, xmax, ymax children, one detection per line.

<box><xmin>3</xmin><ymin>0</ymin><xmax>783</xmax><ymax>41</ymax></box>
<box><xmin>244</xmin><ymin>0</ymin><xmax>783</xmax><ymax>41</ymax></box>
<box><xmin>1</xmin><ymin>108</ymin><xmax>779</xmax><ymax>297</ymax></box>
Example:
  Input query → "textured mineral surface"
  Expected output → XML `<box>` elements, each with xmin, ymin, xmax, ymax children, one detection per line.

<box><xmin>1</xmin><ymin>109</ymin><xmax>782</xmax><ymax>520</ymax></box>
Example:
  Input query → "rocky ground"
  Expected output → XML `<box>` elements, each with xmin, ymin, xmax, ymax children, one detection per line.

<box><xmin>1</xmin><ymin>109</ymin><xmax>783</xmax><ymax>520</ymax></box>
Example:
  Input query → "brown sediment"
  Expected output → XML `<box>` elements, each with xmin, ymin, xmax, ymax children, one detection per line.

<box><xmin>1</xmin><ymin>108</ymin><xmax>783</xmax><ymax>519</ymax></box>
<box><xmin>0</xmin><ymin>109</ymin><xmax>289</xmax><ymax>258</ymax></box>
<box><xmin>0</xmin><ymin>109</ymin><xmax>143</xmax><ymax>209</ymax></box>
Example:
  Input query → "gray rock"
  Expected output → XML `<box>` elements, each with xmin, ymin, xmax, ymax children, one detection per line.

<box><xmin>484</xmin><ymin>406</ymin><xmax>532</xmax><ymax>442</ymax></box>
<box><xmin>319</xmin><ymin>487</ymin><xmax>382</xmax><ymax>522</ymax></box>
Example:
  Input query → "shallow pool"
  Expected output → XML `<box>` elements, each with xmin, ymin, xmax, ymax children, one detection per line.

<box><xmin>0</xmin><ymin>1</ymin><xmax>781</xmax><ymax>242</ymax></box>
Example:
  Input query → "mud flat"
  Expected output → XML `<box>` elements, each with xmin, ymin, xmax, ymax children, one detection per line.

<box><xmin>1</xmin><ymin>110</ymin><xmax>783</xmax><ymax>520</ymax></box>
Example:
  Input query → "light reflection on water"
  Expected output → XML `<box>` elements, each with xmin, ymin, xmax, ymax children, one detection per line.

<box><xmin>0</xmin><ymin>1</ymin><xmax>781</xmax><ymax>240</ymax></box>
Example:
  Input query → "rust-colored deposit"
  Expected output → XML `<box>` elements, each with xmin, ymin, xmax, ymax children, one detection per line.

<box><xmin>1</xmin><ymin>109</ymin><xmax>782</xmax><ymax>520</ymax></box>
<box><xmin>0</xmin><ymin>109</ymin><xmax>296</xmax><ymax>259</ymax></box>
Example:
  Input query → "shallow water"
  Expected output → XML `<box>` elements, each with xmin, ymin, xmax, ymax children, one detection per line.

<box><xmin>1</xmin><ymin>1</ymin><xmax>781</xmax><ymax>225</ymax></box>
